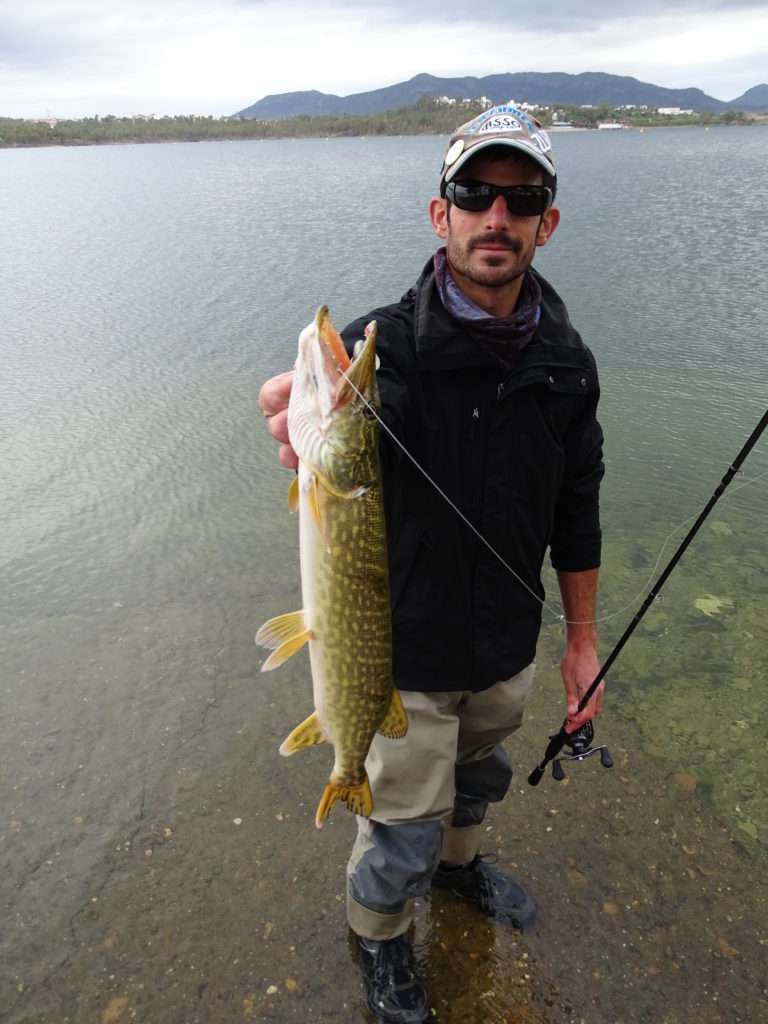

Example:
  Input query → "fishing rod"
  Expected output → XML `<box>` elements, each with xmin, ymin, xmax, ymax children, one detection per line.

<box><xmin>529</xmin><ymin>405</ymin><xmax>768</xmax><ymax>787</ymax></box>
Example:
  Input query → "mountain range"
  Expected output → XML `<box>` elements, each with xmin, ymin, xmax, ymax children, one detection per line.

<box><xmin>234</xmin><ymin>73</ymin><xmax>768</xmax><ymax>120</ymax></box>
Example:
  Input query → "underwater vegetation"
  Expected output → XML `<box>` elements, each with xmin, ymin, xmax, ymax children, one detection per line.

<box><xmin>542</xmin><ymin>502</ymin><xmax>767</xmax><ymax>853</ymax></box>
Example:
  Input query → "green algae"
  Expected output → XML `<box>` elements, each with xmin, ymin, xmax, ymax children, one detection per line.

<box><xmin>541</xmin><ymin>482</ymin><xmax>767</xmax><ymax>855</ymax></box>
<box><xmin>693</xmin><ymin>593</ymin><xmax>734</xmax><ymax>616</ymax></box>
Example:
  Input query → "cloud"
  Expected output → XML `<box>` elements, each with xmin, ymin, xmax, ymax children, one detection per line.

<box><xmin>310</xmin><ymin>0</ymin><xmax>765</xmax><ymax>31</ymax></box>
<box><xmin>1</xmin><ymin>0</ymin><xmax>766</xmax><ymax>118</ymax></box>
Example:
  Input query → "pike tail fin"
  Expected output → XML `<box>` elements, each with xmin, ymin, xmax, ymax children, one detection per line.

<box><xmin>315</xmin><ymin>774</ymin><xmax>373</xmax><ymax>829</ymax></box>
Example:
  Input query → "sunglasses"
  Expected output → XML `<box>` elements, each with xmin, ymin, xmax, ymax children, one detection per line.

<box><xmin>444</xmin><ymin>181</ymin><xmax>552</xmax><ymax>217</ymax></box>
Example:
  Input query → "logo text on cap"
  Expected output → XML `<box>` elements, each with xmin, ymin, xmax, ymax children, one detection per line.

<box><xmin>479</xmin><ymin>115</ymin><xmax>522</xmax><ymax>134</ymax></box>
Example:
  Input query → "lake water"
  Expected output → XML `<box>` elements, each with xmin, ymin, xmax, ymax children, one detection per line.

<box><xmin>1</xmin><ymin>128</ymin><xmax>766</xmax><ymax>1023</ymax></box>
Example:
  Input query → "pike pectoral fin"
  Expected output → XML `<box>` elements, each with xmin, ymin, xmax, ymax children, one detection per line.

<box><xmin>255</xmin><ymin>610</ymin><xmax>312</xmax><ymax>671</ymax></box>
<box><xmin>377</xmin><ymin>688</ymin><xmax>408</xmax><ymax>739</ymax></box>
<box><xmin>279</xmin><ymin>711</ymin><xmax>327</xmax><ymax>756</ymax></box>
<box><xmin>288</xmin><ymin>475</ymin><xmax>299</xmax><ymax>512</ymax></box>
<box><xmin>315</xmin><ymin>775</ymin><xmax>373</xmax><ymax>829</ymax></box>
<box><xmin>308</xmin><ymin>474</ymin><xmax>323</xmax><ymax>531</ymax></box>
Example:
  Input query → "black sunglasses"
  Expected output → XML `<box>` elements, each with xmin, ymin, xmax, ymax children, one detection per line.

<box><xmin>444</xmin><ymin>181</ymin><xmax>552</xmax><ymax>217</ymax></box>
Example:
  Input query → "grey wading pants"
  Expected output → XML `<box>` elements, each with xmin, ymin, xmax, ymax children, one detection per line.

<box><xmin>346</xmin><ymin>663</ymin><xmax>535</xmax><ymax>940</ymax></box>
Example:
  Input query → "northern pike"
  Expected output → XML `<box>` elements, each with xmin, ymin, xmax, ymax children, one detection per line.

<box><xmin>256</xmin><ymin>307</ymin><xmax>407</xmax><ymax>828</ymax></box>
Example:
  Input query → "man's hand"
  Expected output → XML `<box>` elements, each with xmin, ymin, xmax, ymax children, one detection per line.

<box><xmin>561</xmin><ymin>642</ymin><xmax>604</xmax><ymax>732</ymax></box>
<box><xmin>258</xmin><ymin>370</ymin><xmax>298</xmax><ymax>470</ymax></box>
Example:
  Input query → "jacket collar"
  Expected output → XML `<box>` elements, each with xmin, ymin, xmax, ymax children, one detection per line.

<box><xmin>408</xmin><ymin>257</ymin><xmax>590</xmax><ymax>372</ymax></box>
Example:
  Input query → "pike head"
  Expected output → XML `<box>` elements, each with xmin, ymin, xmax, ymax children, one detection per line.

<box><xmin>288</xmin><ymin>306</ymin><xmax>380</xmax><ymax>496</ymax></box>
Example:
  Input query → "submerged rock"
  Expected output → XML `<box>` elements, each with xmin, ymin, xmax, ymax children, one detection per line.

<box><xmin>709</xmin><ymin>520</ymin><xmax>734</xmax><ymax>537</ymax></box>
<box><xmin>673</xmin><ymin>772</ymin><xmax>698</xmax><ymax>793</ymax></box>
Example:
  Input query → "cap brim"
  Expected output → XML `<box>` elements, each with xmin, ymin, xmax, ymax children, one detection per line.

<box><xmin>443</xmin><ymin>138</ymin><xmax>555</xmax><ymax>184</ymax></box>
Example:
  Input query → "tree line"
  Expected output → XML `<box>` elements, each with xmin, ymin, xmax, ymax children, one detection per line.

<box><xmin>0</xmin><ymin>97</ymin><xmax>753</xmax><ymax>148</ymax></box>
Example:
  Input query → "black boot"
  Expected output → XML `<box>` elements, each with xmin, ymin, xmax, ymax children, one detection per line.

<box><xmin>358</xmin><ymin>933</ymin><xmax>429</xmax><ymax>1023</ymax></box>
<box><xmin>432</xmin><ymin>854</ymin><xmax>537</xmax><ymax>928</ymax></box>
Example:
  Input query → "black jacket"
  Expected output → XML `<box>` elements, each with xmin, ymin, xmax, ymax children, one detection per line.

<box><xmin>342</xmin><ymin>259</ymin><xmax>604</xmax><ymax>693</ymax></box>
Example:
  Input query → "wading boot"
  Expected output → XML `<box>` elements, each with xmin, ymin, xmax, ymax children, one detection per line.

<box><xmin>358</xmin><ymin>933</ymin><xmax>429</xmax><ymax>1023</ymax></box>
<box><xmin>432</xmin><ymin>854</ymin><xmax>537</xmax><ymax>928</ymax></box>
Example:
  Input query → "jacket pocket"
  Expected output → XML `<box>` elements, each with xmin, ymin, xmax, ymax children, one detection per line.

<box><xmin>541</xmin><ymin>365</ymin><xmax>596</xmax><ymax>396</ymax></box>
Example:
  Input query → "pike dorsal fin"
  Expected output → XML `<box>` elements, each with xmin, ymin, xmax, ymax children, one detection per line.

<box><xmin>377</xmin><ymin>688</ymin><xmax>408</xmax><ymax>739</ymax></box>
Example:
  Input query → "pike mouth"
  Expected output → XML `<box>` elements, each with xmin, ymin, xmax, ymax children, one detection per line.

<box><xmin>315</xmin><ymin>305</ymin><xmax>350</xmax><ymax>373</ymax></box>
<box><xmin>292</xmin><ymin>307</ymin><xmax>379</xmax><ymax>428</ymax></box>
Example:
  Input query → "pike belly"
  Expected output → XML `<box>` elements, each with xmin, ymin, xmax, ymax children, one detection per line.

<box><xmin>297</xmin><ymin>460</ymin><xmax>392</xmax><ymax>785</ymax></box>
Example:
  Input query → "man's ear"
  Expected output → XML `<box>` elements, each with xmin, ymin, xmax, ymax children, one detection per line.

<box><xmin>536</xmin><ymin>205</ymin><xmax>560</xmax><ymax>247</ymax></box>
<box><xmin>429</xmin><ymin>196</ymin><xmax>449</xmax><ymax>239</ymax></box>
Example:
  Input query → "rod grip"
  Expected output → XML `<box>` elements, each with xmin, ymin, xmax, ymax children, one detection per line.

<box><xmin>527</xmin><ymin>725</ymin><xmax>569</xmax><ymax>787</ymax></box>
<box><xmin>528</xmin><ymin>765</ymin><xmax>545</xmax><ymax>786</ymax></box>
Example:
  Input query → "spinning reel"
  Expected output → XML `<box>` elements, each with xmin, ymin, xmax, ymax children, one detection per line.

<box><xmin>551</xmin><ymin>720</ymin><xmax>613</xmax><ymax>781</ymax></box>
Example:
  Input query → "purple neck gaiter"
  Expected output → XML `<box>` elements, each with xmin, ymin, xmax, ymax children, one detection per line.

<box><xmin>433</xmin><ymin>247</ymin><xmax>542</xmax><ymax>368</ymax></box>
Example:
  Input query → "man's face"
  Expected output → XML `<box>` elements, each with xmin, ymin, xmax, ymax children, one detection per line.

<box><xmin>429</xmin><ymin>151</ymin><xmax>559</xmax><ymax>295</ymax></box>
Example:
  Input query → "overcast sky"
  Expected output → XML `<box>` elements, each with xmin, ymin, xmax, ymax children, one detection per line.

<box><xmin>2</xmin><ymin>1</ymin><xmax>767</xmax><ymax>119</ymax></box>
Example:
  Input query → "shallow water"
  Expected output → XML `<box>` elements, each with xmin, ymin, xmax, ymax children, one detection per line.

<box><xmin>1</xmin><ymin>128</ymin><xmax>767</xmax><ymax>1022</ymax></box>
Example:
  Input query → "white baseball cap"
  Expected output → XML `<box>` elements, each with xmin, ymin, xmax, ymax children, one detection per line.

<box><xmin>440</xmin><ymin>102</ymin><xmax>556</xmax><ymax>191</ymax></box>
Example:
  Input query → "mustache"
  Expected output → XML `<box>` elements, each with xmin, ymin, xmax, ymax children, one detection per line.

<box><xmin>469</xmin><ymin>232</ymin><xmax>523</xmax><ymax>253</ymax></box>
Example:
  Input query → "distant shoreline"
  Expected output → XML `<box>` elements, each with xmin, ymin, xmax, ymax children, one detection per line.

<box><xmin>2</xmin><ymin>123</ymin><xmax>765</xmax><ymax>152</ymax></box>
<box><xmin>1</xmin><ymin>104</ymin><xmax>765</xmax><ymax>151</ymax></box>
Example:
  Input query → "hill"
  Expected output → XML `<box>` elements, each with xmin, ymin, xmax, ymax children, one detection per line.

<box><xmin>729</xmin><ymin>84</ymin><xmax>768</xmax><ymax>110</ymax></box>
<box><xmin>233</xmin><ymin>71</ymin><xmax>750</xmax><ymax>120</ymax></box>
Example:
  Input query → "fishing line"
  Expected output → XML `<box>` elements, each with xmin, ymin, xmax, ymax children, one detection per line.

<box><xmin>342</xmin><ymin>370</ymin><xmax>565</xmax><ymax>618</ymax></box>
<box><xmin>341</xmin><ymin>367</ymin><xmax>767</xmax><ymax>629</ymax></box>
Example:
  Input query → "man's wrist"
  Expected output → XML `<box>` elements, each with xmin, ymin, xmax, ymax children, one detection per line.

<box><xmin>557</xmin><ymin>568</ymin><xmax>599</xmax><ymax>653</ymax></box>
<box><xmin>564</xmin><ymin>627</ymin><xmax>597</xmax><ymax>651</ymax></box>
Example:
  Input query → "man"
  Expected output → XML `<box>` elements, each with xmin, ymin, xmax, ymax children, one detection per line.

<box><xmin>259</xmin><ymin>103</ymin><xmax>605</xmax><ymax>1024</ymax></box>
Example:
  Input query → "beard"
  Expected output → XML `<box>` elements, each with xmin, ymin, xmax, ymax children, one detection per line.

<box><xmin>446</xmin><ymin>230</ymin><xmax>534</xmax><ymax>290</ymax></box>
